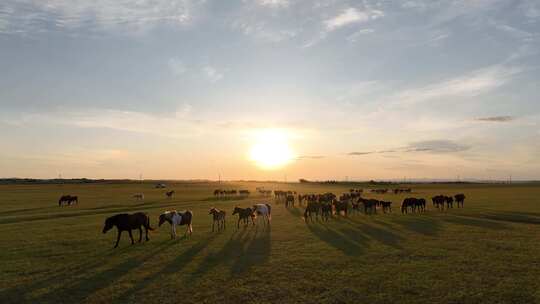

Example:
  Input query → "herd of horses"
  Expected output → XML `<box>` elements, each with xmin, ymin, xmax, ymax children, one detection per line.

<box><xmin>213</xmin><ymin>189</ymin><xmax>251</xmax><ymax>197</ymax></box>
<box><xmin>59</xmin><ymin>187</ymin><xmax>466</xmax><ymax>248</ymax></box>
<box><xmin>101</xmin><ymin>203</ymin><xmax>271</xmax><ymax>247</ymax></box>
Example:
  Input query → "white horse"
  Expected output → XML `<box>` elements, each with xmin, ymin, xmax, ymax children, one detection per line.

<box><xmin>158</xmin><ymin>210</ymin><xmax>193</xmax><ymax>239</ymax></box>
<box><xmin>133</xmin><ymin>193</ymin><xmax>144</xmax><ymax>201</ymax></box>
<box><xmin>252</xmin><ymin>203</ymin><xmax>272</xmax><ymax>225</ymax></box>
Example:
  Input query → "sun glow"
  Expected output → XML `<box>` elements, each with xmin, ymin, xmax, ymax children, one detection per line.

<box><xmin>249</xmin><ymin>129</ymin><xmax>295</xmax><ymax>169</ymax></box>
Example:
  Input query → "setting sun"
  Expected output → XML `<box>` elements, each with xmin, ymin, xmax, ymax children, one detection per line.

<box><xmin>249</xmin><ymin>129</ymin><xmax>295</xmax><ymax>169</ymax></box>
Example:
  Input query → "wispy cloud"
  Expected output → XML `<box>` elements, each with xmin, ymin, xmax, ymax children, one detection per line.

<box><xmin>297</xmin><ymin>155</ymin><xmax>325</xmax><ymax>160</ymax></box>
<box><xmin>324</xmin><ymin>7</ymin><xmax>383</xmax><ymax>31</ymax></box>
<box><xmin>406</xmin><ymin>140</ymin><xmax>470</xmax><ymax>153</ymax></box>
<box><xmin>256</xmin><ymin>0</ymin><xmax>289</xmax><ymax>8</ymax></box>
<box><xmin>203</xmin><ymin>66</ymin><xmax>224</xmax><ymax>82</ymax></box>
<box><xmin>168</xmin><ymin>58</ymin><xmax>187</xmax><ymax>76</ymax></box>
<box><xmin>394</xmin><ymin>65</ymin><xmax>521</xmax><ymax>106</ymax></box>
<box><xmin>348</xmin><ymin>140</ymin><xmax>470</xmax><ymax>156</ymax></box>
<box><xmin>475</xmin><ymin>116</ymin><xmax>515</xmax><ymax>122</ymax></box>
<box><xmin>0</xmin><ymin>0</ymin><xmax>202</xmax><ymax>34</ymax></box>
<box><xmin>346</xmin><ymin>28</ymin><xmax>375</xmax><ymax>43</ymax></box>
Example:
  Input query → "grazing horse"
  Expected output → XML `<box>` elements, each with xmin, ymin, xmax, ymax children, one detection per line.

<box><xmin>102</xmin><ymin>212</ymin><xmax>154</xmax><ymax>248</ymax></box>
<box><xmin>381</xmin><ymin>201</ymin><xmax>392</xmax><ymax>213</ymax></box>
<box><xmin>209</xmin><ymin>207</ymin><xmax>226</xmax><ymax>232</ymax></box>
<box><xmin>165</xmin><ymin>190</ymin><xmax>175</xmax><ymax>199</ymax></box>
<box><xmin>58</xmin><ymin>195</ymin><xmax>78</xmax><ymax>206</ymax></box>
<box><xmin>232</xmin><ymin>207</ymin><xmax>255</xmax><ymax>228</ymax></box>
<box><xmin>401</xmin><ymin>198</ymin><xmax>415</xmax><ymax>214</ymax></box>
<box><xmin>445</xmin><ymin>196</ymin><xmax>454</xmax><ymax>209</ymax></box>
<box><xmin>133</xmin><ymin>193</ymin><xmax>144</xmax><ymax>201</ymax></box>
<box><xmin>159</xmin><ymin>210</ymin><xmax>193</xmax><ymax>239</ymax></box>
<box><xmin>455</xmin><ymin>194</ymin><xmax>466</xmax><ymax>208</ymax></box>
<box><xmin>252</xmin><ymin>203</ymin><xmax>272</xmax><ymax>225</ymax></box>
<box><xmin>333</xmin><ymin>200</ymin><xmax>348</xmax><ymax>217</ymax></box>
<box><xmin>432</xmin><ymin>195</ymin><xmax>446</xmax><ymax>210</ymax></box>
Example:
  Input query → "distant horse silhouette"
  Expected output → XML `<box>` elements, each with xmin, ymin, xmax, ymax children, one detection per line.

<box><xmin>58</xmin><ymin>195</ymin><xmax>78</xmax><ymax>206</ymax></box>
<box><xmin>455</xmin><ymin>194</ymin><xmax>466</xmax><ymax>208</ymax></box>
<box><xmin>102</xmin><ymin>212</ymin><xmax>154</xmax><ymax>248</ymax></box>
<box><xmin>165</xmin><ymin>190</ymin><xmax>175</xmax><ymax>199</ymax></box>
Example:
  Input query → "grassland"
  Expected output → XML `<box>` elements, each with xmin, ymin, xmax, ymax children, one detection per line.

<box><xmin>1</xmin><ymin>181</ymin><xmax>539</xmax><ymax>304</ymax></box>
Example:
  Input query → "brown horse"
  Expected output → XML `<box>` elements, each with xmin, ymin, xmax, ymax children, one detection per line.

<box><xmin>209</xmin><ymin>207</ymin><xmax>226</xmax><ymax>232</ymax></box>
<box><xmin>166</xmin><ymin>190</ymin><xmax>175</xmax><ymax>199</ymax></box>
<box><xmin>102</xmin><ymin>212</ymin><xmax>154</xmax><ymax>248</ymax></box>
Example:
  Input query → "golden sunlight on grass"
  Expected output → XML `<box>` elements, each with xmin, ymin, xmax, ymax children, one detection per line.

<box><xmin>249</xmin><ymin>129</ymin><xmax>295</xmax><ymax>170</ymax></box>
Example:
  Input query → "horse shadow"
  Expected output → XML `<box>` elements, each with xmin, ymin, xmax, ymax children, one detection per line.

<box><xmin>306</xmin><ymin>222</ymin><xmax>368</xmax><ymax>256</ymax></box>
<box><xmin>474</xmin><ymin>211</ymin><xmax>540</xmax><ymax>225</ymax></box>
<box><xmin>18</xmin><ymin>240</ymin><xmax>172</xmax><ymax>303</ymax></box>
<box><xmin>343</xmin><ymin>218</ymin><xmax>404</xmax><ymax>249</ymax></box>
<box><xmin>113</xmin><ymin>234</ymin><xmax>218</xmax><ymax>302</ymax></box>
<box><xmin>285</xmin><ymin>206</ymin><xmax>303</xmax><ymax>218</ymax></box>
<box><xmin>184</xmin><ymin>225</ymin><xmax>271</xmax><ymax>283</ymax></box>
<box><xmin>440</xmin><ymin>214</ymin><xmax>509</xmax><ymax>230</ymax></box>
<box><xmin>392</xmin><ymin>215</ymin><xmax>442</xmax><ymax>236</ymax></box>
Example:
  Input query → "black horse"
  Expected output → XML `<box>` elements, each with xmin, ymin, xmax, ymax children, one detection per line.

<box><xmin>102</xmin><ymin>212</ymin><xmax>154</xmax><ymax>248</ymax></box>
<box><xmin>455</xmin><ymin>194</ymin><xmax>466</xmax><ymax>208</ymax></box>
<box><xmin>232</xmin><ymin>207</ymin><xmax>255</xmax><ymax>228</ymax></box>
<box><xmin>58</xmin><ymin>195</ymin><xmax>78</xmax><ymax>206</ymax></box>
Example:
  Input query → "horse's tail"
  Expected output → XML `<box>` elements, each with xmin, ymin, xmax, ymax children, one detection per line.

<box><xmin>146</xmin><ymin>215</ymin><xmax>155</xmax><ymax>231</ymax></box>
<box><xmin>266</xmin><ymin>204</ymin><xmax>272</xmax><ymax>221</ymax></box>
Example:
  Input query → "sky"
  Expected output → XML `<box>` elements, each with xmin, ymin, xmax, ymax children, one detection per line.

<box><xmin>1</xmin><ymin>0</ymin><xmax>539</xmax><ymax>181</ymax></box>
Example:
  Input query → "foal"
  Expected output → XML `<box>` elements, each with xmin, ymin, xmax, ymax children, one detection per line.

<box><xmin>158</xmin><ymin>210</ymin><xmax>193</xmax><ymax>239</ymax></box>
<box><xmin>209</xmin><ymin>207</ymin><xmax>226</xmax><ymax>232</ymax></box>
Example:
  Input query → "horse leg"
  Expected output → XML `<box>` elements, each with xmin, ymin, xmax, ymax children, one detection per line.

<box><xmin>138</xmin><ymin>227</ymin><xmax>143</xmax><ymax>242</ymax></box>
<box><xmin>115</xmin><ymin>230</ymin><xmax>122</xmax><ymax>248</ymax></box>
<box><xmin>128</xmin><ymin>230</ymin><xmax>134</xmax><ymax>245</ymax></box>
<box><xmin>212</xmin><ymin>220</ymin><xmax>215</xmax><ymax>232</ymax></box>
<box><xmin>237</xmin><ymin>218</ymin><xmax>241</xmax><ymax>229</ymax></box>
<box><xmin>145</xmin><ymin>226</ymin><xmax>150</xmax><ymax>241</ymax></box>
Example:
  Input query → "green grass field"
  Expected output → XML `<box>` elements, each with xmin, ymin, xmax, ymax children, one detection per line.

<box><xmin>1</xmin><ymin>181</ymin><xmax>539</xmax><ymax>304</ymax></box>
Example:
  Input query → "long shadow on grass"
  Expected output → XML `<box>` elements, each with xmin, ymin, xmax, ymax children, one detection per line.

<box><xmin>285</xmin><ymin>206</ymin><xmax>303</xmax><ymax>218</ymax></box>
<box><xmin>7</xmin><ymin>241</ymin><xmax>171</xmax><ymax>303</ymax></box>
<box><xmin>441</xmin><ymin>214</ymin><xmax>509</xmax><ymax>230</ymax></box>
<box><xmin>341</xmin><ymin>218</ymin><xmax>404</xmax><ymax>249</ymax></box>
<box><xmin>184</xmin><ymin>225</ymin><xmax>271</xmax><ymax>284</ymax></box>
<box><xmin>113</xmin><ymin>234</ymin><xmax>218</xmax><ymax>302</ymax></box>
<box><xmin>306</xmin><ymin>222</ymin><xmax>368</xmax><ymax>256</ymax></box>
<box><xmin>392</xmin><ymin>215</ymin><xmax>442</xmax><ymax>236</ymax></box>
<box><xmin>476</xmin><ymin>211</ymin><xmax>540</xmax><ymax>225</ymax></box>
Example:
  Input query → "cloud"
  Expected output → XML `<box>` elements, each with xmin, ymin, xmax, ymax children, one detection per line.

<box><xmin>324</xmin><ymin>8</ymin><xmax>383</xmax><ymax>31</ymax></box>
<box><xmin>0</xmin><ymin>0</ymin><xmax>202</xmax><ymax>34</ymax></box>
<box><xmin>394</xmin><ymin>64</ymin><xmax>521</xmax><ymax>106</ymax></box>
<box><xmin>297</xmin><ymin>155</ymin><xmax>325</xmax><ymax>160</ymax></box>
<box><xmin>168</xmin><ymin>58</ymin><xmax>187</xmax><ymax>76</ymax></box>
<box><xmin>257</xmin><ymin>0</ymin><xmax>289</xmax><ymax>8</ymax></box>
<box><xmin>406</xmin><ymin>140</ymin><xmax>470</xmax><ymax>153</ymax></box>
<box><xmin>346</xmin><ymin>28</ymin><xmax>375</xmax><ymax>42</ymax></box>
<box><xmin>475</xmin><ymin>116</ymin><xmax>515</xmax><ymax>122</ymax></box>
<box><xmin>348</xmin><ymin>140</ymin><xmax>469</xmax><ymax>156</ymax></box>
<box><xmin>203</xmin><ymin>66</ymin><xmax>224</xmax><ymax>82</ymax></box>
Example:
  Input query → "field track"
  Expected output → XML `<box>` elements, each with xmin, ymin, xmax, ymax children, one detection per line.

<box><xmin>1</xmin><ymin>182</ymin><xmax>539</xmax><ymax>304</ymax></box>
